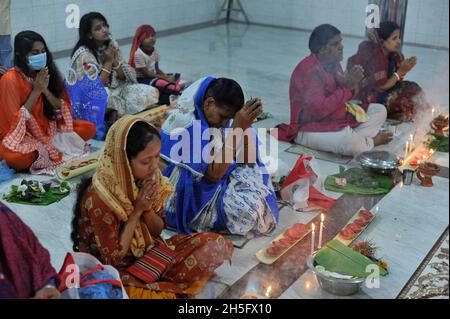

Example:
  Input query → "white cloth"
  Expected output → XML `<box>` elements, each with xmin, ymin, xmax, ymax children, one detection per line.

<box><xmin>161</xmin><ymin>77</ymin><xmax>207</xmax><ymax>134</ymax></box>
<box><xmin>295</xmin><ymin>103</ymin><xmax>387</xmax><ymax>156</ymax></box>
<box><xmin>53</xmin><ymin>131</ymin><xmax>86</xmax><ymax>161</ymax></box>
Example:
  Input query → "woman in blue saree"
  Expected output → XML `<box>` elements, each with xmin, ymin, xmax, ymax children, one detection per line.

<box><xmin>161</xmin><ymin>77</ymin><xmax>279</xmax><ymax>236</ymax></box>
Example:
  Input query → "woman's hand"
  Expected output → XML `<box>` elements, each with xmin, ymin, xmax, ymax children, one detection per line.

<box><xmin>33</xmin><ymin>68</ymin><xmax>50</xmax><ymax>93</ymax></box>
<box><xmin>232</xmin><ymin>98</ymin><xmax>263</xmax><ymax>130</ymax></box>
<box><xmin>104</xmin><ymin>42</ymin><xmax>117</xmax><ymax>63</ymax></box>
<box><xmin>134</xmin><ymin>175</ymin><xmax>158</xmax><ymax>215</ymax></box>
<box><xmin>398</xmin><ymin>56</ymin><xmax>417</xmax><ymax>77</ymax></box>
<box><xmin>33</xmin><ymin>285</ymin><xmax>61</xmax><ymax>299</ymax></box>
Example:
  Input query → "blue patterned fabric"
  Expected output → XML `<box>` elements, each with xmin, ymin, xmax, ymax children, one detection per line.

<box><xmin>161</xmin><ymin>77</ymin><xmax>278</xmax><ymax>235</ymax></box>
<box><xmin>65</xmin><ymin>68</ymin><xmax>108</xmax><ymax>140</ymax></box>
<box><xmin>78</xmin><ymin>271</ymin><xmax>123</xmax><ymax>299</ymax></box>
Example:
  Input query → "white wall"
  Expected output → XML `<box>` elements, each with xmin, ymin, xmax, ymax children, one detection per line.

<box><xmin>10</xmin><ymin>0</ymin><xmax>220</xmax><ymax>53</ymax></box>
<box><xmin>234</xmin><ymin>0</ymin><xmax>449</xmax><ymax>49</ymax></box>
<box><xmin>404</xmin><ymin>0</ymin><xmax>449</xmax><ymax>48</ymax></box>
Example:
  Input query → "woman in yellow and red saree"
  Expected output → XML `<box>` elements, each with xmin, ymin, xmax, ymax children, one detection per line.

<box><xmin>71</xmin><ymin>115</ymin><xmax>233</xmax><ymax>299</ymax></box>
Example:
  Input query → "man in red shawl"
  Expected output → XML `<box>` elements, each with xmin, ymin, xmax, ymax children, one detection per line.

<box><xmin>275</xmin><ymin>24</ymin><xmax>392</xmax><ymax>156</ymax></box>
<box><xmin>0</xmin><ymin>202</ymin><xmax>60</xmax><ymax>299</ymax></box>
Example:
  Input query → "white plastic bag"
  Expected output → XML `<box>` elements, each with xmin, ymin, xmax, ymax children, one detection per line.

<box><xmin>280</xmin><ymin>155</ymin><xmax>322</xmax><ymax>210</ymax></box>
<box><xmin>59</xmin><ymin>252</ymin><xmax>128</xmax><ymax>299</ymax></box>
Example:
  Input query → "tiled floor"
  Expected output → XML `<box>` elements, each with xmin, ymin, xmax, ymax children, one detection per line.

<box><xmin>1</xmin><ymin>23</ymin><xmax>448</xmax><ymax>299</ymax></box>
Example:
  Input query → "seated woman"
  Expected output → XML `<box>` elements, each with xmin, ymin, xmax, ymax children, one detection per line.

<box><xmin>161</xmin><ymin>77</ymin><xmax>279</xmax><ymax>235</ymax></box>
<box><xmin>70</xmin><ymin>12</ymin><xmax>159</xmax><ymax>121</ymax></box>
<box><xmin>347</xmin><ymin>21</ymin><xmax>425</xmax><ymax>122</ymax></box>
<box><xmin>275</xmin><ymin>24</ymin><xmax>392</xmax><ymax>156</ymax></box>
<box><xmin>0</xmin><ymin>202</ymin><xmax>60</xmax><ymax>299</ymax></box>
<box><xmin>72</xmin><ymin>115</ymin><xmax>233</xmax><ymax>299</ymax></box>
<box><xmin>0</xmin><ymin>31</ymin><xmax>96</xmax><ymax>172</ymax></box>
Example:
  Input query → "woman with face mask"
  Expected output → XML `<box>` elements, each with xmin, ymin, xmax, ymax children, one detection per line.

<box><xmin>0</xmin><ymin>31</ymin><xmax>96</xmax><ymax>172</ymax></box>
<box><xmin>347</xmin><ymin>21</ymin><xmax>429</xmax><ymax>122</ymax></box>
<box><xmin>70</xmin><ymin>12</ymin><xmax>159</xmax><ymax>127</ymax></box>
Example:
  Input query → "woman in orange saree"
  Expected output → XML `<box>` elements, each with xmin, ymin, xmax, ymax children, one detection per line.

<box><xmin>71</xmin><ymin>115</ymin><xmax>233</xmax><ymax>299</ymax></box>
<box><xmin>0</xmin><ymin>31</ymin><xmax>95</xmax><ymax>172</ymax></box>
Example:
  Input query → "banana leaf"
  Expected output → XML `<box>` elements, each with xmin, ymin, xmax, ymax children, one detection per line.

<box><xmin>324</xmin><ymin>167</ymin><xmax>393</xmax><ymax>195</ymax></box>
<box><xmin>315</xmin><ymin>240</ymin><xmax>388</xmax><ymax>278</ymax></box>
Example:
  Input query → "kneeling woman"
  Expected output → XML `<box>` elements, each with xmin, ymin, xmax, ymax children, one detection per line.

<box><xmin>72</xmin><ymin>116</ymin><xmax>233</xmax><ymax>299</ymax></box>
<box><xmin>0</xmin><ymin>31</ymin><xmax>95</xmax><ymax>172</ymax></box>
<box><xmin>161</xmin><ymin>77</ymin><xmax>279</xmax><ymax>235</ymax></box>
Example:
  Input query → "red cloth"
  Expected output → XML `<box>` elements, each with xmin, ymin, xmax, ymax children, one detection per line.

<box><xmin>129</xmin><ymin>25</ymin><xmax>156</xmax><ymax>69</ymax></box>
<box><xmin>347</xmin><ymin>31</ymin><xmax>404</xmax><ymax>104</ymax></box>
<box><xmin>274</xmin><ymin>54</ymin><xmax>364</xmax><ymax>142</ymax></box>
<box><xmin>281</xmin><ymin>155</ymin><xmax>336</xmax><ymax>211</ymax></box>
<box><xmin>0</xmin><ymin>202</ymin><xmax>57</xmax><ymax>299</ymax></box>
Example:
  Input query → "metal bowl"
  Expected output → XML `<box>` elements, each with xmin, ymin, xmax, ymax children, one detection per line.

<box><xmin>356</xmin><ymin>151</ymin><xmax>400</xmax><ymax>174</ymax></box>
<box><xmin>306</xmin><ymin>255</ymin><xmax>365</xmax><ymax>296</ymax></box>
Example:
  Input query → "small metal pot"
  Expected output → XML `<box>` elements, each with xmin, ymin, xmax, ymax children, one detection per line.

<box><xmin>306</xmin><ymin>255</ymin><xmax>365</xmax><ymax>296</ymax></box>
<box><xmin>402</xmin><ymin>169</ymin><xmax>415</xmax><ymax>185</ymax></box>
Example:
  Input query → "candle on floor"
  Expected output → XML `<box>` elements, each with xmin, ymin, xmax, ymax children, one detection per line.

<box><xmin>311</xmin><ymin>223</ymin><xmax>316</xmax><ymax>255</ymax></box>
<box><xmin>318</xmin><ymin>213</ymin><xmax>325</xmax><ymax>249</ymax></box>
<box><xmin>265</xmin><ymin>285</ymin><xmax>272</xmax><ymax>298</ymax></box>
<box><xmin>404</xmin><ymin>141</ymin><xmax>409</xmax><ymax>164</ymax></box>
<box><xmin>409</xmin><ymin>134</ymin><xmax>414</xmax><ymax>153</ymax></box>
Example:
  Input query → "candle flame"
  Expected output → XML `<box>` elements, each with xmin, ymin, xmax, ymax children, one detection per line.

<box><xmin>265</xmin><ymin>286</ymin><xmax>272</xmax><ymax>297</ymax></box>
<box><xmin>312</xmin><ymin>223</ymin><xmax>315</xmax><ymax>232</ymax></box>
<box><xmin>320</xmin><ymin>213</ymin><xmax>325</xmax><ymax>222</ymax></box>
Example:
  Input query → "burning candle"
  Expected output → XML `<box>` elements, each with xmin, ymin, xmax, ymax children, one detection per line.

<box><xmin>311</xmin><ymin>223</ymin><xmax>316</xmax><ymax>255</ymax></box>
<box><xmin>404</xmin><ymin>141</ymin><xmax>409</xmax><ymax>163</ymax></box>
<box><xmin>265</xmin><ymin>285</ymin><xmax>272</xmax><ymax>298</ymax></box>
<box><xmin>318</xmin><ymin>213</ymin><xmax>325</xmax><ymax>249</ymax></box>
<box><xmin>432</xmin><ymin>108</ymin><xmax>435</xmax><ymax>118</ymax></box>
<box><xmin>409</xmin><ymin>134</ymin><xmax>414</xmax><ymax>153</ymax></box>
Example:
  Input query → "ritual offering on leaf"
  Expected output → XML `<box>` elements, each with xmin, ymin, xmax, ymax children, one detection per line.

<box><xmin>334</xmin><ymin>207</ymin><xmax>376</xmax><ymax>245</ymax></box>
<box><xmin>2</xmin><ymin>179</ymin><xmax>71</xmax><ymax>206</ymax></box>
<box><xmin>306</xmin><ymin>239</ymin><xmax>388</xmax><ymax>296</ymax></box>
<box><xmin>313</xmin><ymin>239</ymin><xmax>388</xmax><ymax>279</ymax></box>
<box><xmin>256</xmin><ymin>223</ymin><xmax>310</xmax><ymax>264</ymax></box>
<box><xmin>56</xmin><ymin>151</ymin><xmax>101</xmax><ymax>180</ymax></box>
<box><xmin>324</xmin><ymin>166</ymin><xmax>393</xmax><ymax>195</ymax></box>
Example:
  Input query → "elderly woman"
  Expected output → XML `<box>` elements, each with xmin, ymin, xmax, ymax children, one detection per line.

<box><xmin>161</xmin><ymin>77</ymin><xmax>279</xmax><ymax>236</ymax></box>
<box><xmin>72</xmin><ymin>115</ymin><xmax>233</xmax><ymax>299</ymax></box>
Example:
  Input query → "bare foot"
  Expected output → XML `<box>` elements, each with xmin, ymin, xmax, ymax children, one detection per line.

<box><xmin>373</xmin><ymin>132</ymin><xmax>394</xmax><ymax>146</ymax></box>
